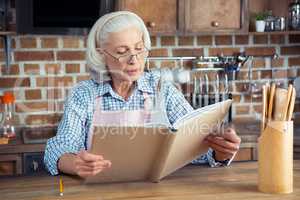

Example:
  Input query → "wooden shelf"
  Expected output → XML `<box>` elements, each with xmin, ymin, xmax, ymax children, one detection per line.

<box><xmin>0</xmin><ymin>143</ymin><xmax>45</xmax><ymax>154</ymax></box>
<box><xmin>248</xmin><ymin>30</ymin><xmax>300</xmax><ymax>35</ymax></box>
<box><xmin>0</xmin><ymin>31</ymin><xmax>15</xmax><ymax>36</ymax></box>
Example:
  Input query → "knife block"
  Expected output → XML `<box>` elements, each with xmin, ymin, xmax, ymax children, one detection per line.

<box><xmin>258</xmin><ymin>121</ymin><xmax>293</xmax><ymax>194</ymax></box>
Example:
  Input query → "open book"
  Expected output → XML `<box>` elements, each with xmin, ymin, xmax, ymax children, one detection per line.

<box><xmin>85</xmin><ymin>99</ymin><xmax>232</xmax><ymax>184</ymax></box>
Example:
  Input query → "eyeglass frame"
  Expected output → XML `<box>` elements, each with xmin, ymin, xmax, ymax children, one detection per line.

<box><xmin>96</xmin><ymin>45</ymin><xmax>149</xmax><ymax>63</ymax></box>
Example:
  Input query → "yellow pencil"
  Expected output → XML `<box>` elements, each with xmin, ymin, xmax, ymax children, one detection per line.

<box><xmin>59</xmin><ymin>176</ymin><xmax>64</xmax><ymax>196</ymax></box>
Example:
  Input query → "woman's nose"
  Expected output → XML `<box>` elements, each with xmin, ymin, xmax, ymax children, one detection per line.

<box><xmin>128</xmin><ymin>54</ymin><xmax>138</xmax><ymax>64</ymax></box>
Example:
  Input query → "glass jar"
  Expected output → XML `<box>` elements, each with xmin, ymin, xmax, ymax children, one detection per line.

<box><xmin>265</xmin><ymin>15</ymin><xmax>276</xmax><ymax>32</ymax></box>
<box><xmin>289</xmin><ymin>0</ymin><xmax>300</xmax><ymax>30</ymax></box>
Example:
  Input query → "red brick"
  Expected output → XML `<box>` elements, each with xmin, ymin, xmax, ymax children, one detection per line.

<box><xmin>76</xmin><ymin>75</ymin><xmax>90</xmax><ymax>83</ymax></box>
<box><xmin>172</xmin><ymin>48</ymin><xmax>203</xmax><ymax>57</ymax></box>
<box><xmin>271</xmin><ymin>58</ymin><xmax>284</xmax><ymax>68</ymax></box>
<box><xmin>56</xmin><ymin>51</ymin><xmax>85</xmax><ymax>61</ymax></box>
<box><xmin>1</xmin><ymin>64</ymin><xmax>19</xmax><ymax>75</ymax></box>
<box><xmin>235</xmin><ymin>82</ymin><xmax>250</xmax><ymax>93</ymax></box>
<box><xmin>0</xmin><ymin>38</ymin><xmax>16</xmax><ymax>48</ymax></box>
<box><xmin>14</xmin><ymin>51</ymin><xmax>54</xmax><ymax>61</ymax></box>
<box><xmin>245</xmin><ymin>47</ymin><xmax>276</xmax><ymax>56</ymax></box>
<box><xmin>16</xmin><ymin>102</ymin><xmax>55</xmax><ymax>113</ymax></box>
<box><xmin>253</xmin><ymin>105</ymin><xmax>262</xmax><ymax>114</ymax></box>
<box><xmin>235</xmin><ymin>105</ymin><xmax>250</xmax><ymax>115</ymax></box>
<box><xmin>215</xmin><ymin>35</ymin><xmax>232</xmax><ymax>45</ymax></box>
<box><xmin>65</xmin><ymin>63</ymin><xmax>80</xmax><ymax>73</ymax></box>
<box><xmin>288</xmin><ymin>57</ymin><xmax>300</xmax><ymax>66</ymax></box>
<box><xmin>41</xmin><ymin>38</ymin><xmax>58</xmax><ymax>48</ymax></box>
<box><xmin>232</xmin><ymin>94</ymin><xmax>241</xmax><ymax>103</ymax></box>
<box><xmin>281</xmin><ymin>46</ymin><xmax>300</xmax><ymax>55</ymax></box>
<box><xmin>289</xmin><ymin>34</ymin><xmax>300</xmax><ymax>43</ymax></box>
<box><xmin>47</xmin><ymin>89</ymin><xmax>63</xmax><ymax>99</ymax></box>
<box><xmin>261</xmin><ymin>70</ymin><xmax>272</xmax><ymax>79</ymax></box>
<box><xmin>235</xmin><ymin>35</ymin><xmax>249</xmax><ymax>45</ymax></box>
<box><xmin>160</xmin><ymin>61</ymin><xmax>176</xmax><ymax>68</ymax></box>
<box><xmin>0</xmin><ymin>51</ymin><xmax>5</xmax><ymax>62</ymax></box>
<box><xmin>236</xmin><ymin>71</ymin><xmax>258</xmax><ymax>80</ymax></box>
<box><xmin>149</xmin><ymin>48</ymin><xmax>169</xmax><ymax>57</ymax></box>
<box><xmin>178</xmin><ymin>36</ymin><xmax>194</xmax><ymax>46</ymax></box>
<box><xmin>20</xmin><ymin>37</ymin><xmax>37</xmax><ymax>48</ymax></box>
<box><xmin>197</xmin><ymin>36</ymin><xmax>213</xmax><ymax>45</ymax></box>
<box><xmin>36</xmin><ymin>77</ymin><xmax>73</xmax><ymax>87</ymax></box>
<box><xmin>253</xmin><ymin>35</ymin><xmax>268</xmax><ymax>44</ymax></box>
<box><xmin>161</xmin><ymin>36</ymin><xmax>175</xmax><ymax>46</ymax></box>
<box><xmin>45</xmin><ymin>63</ymin><xmax>61</xmax><ymax>74</ymax></box>
<box><xmin>150</xmin><ymin>36</ymin><xmax>157</xmax><ymax>47</ymax></box>
<box><xmin>232</xmin><ymin>116</ymin><xmax>257</xmax><ymax>124</ymax></box>
<box><xmin>244</xmin><ymin>94</ymin><xmax>262</xmax><ymax>103</ymax></box>
<box><xmin>270</xmin><ymin>35</ymin><xmax>285</xmax><ymax>44</ymax></box>
<box><xmin>209</xmin><ymin>48</ymin><xmax>240</xmax><ymax>56</ymax></box>
<box><xmin>273</xmin><ymin>69</ymin><xmax>287</xmax><ymax>79</ymax></box>
<box><xmin>63</xmin><ymin>37</ymin><xmax>80</xmax><ymax>48</ymax></box>
<box><xmin>24</xmin><ymin>64</ymin><xmax>40</xmax><ymax>75</ymax></box>
<box><xmin>288</xmin><ymin>69</ymin><xmax>298</xmax><ymax>78</ymax></box>
<box><xmin>25</xmin><ymin>89</ymin><xmax>42</xmax><ymax>100</ymax></box>
<box><xmin>25</xmin><ymin>114</ymin><xmax>62</xmax><ymax>125</ymax></box>
<box><xmin>0</xmin><ymin>77</ymin><xmax>30</xmax><ymax>88</ymax></box>
<box><xmin>252</xmin><ymin>58</ymin><xmax>265</xmax><ymax>68</ymax></box>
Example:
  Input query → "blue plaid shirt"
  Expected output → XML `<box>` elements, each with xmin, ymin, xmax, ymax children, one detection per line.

<box><xmin>44</xmin><ymin>72</ymin><xmax>224</xmax><ymax>175</ymax></box>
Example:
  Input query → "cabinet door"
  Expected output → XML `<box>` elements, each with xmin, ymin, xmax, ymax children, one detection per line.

<box><xmin>23</xmin><ymin>152</ymin><xmax>47</xmax><ymax>175</ymax></box>
<box><xmin>117</xmin><ymin>0</ymin><xmax>177</xmax><ymax>34</ymax></box>
<box><xmin>0</xmin><ymin>154</ymin><xmax>22</xmax><ymax>175</ymax></box>
<box><xmin>185</xmin><ymin>0</ymin><xmax>249</xmax><ymax>33</ymax></box>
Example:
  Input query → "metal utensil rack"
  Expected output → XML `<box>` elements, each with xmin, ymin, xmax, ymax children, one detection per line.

<box><xmin>146</xmin><ymin>54</ymin><xmax>278</xmax><ymax>123</ymax></box>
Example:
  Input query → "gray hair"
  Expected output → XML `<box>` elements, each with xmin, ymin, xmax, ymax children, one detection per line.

<box><xmin>86</xmin><ymin>11</ymin><xmax>151</xmax><ymax>83</ymax></box>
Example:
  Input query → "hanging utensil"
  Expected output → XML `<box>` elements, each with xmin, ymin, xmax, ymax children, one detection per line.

<box><xmin>222</xmin><ymin>74</ymin><xmax>228</xmax><ymax>102</ymax></box>
<box><xmin>282</xmin><ymin>84</ymin><xmax>293</xmax><ymax>120</ymax></box>
<box><xmin>215</xmin><ymin>74</ymin><xmax>220</xmax><ymax>103</ymax></box>
<box><xmin>204</xmin><ymin>74</ymin><xmax>209</xmax><ymax>106</ymax></box>
<box><xmin>192</xmin><ymin>77</ymin><xmax>197</xmax><ymax>108</ymax></box>
<box><xmin>287</xmin><ymin>87</ymin><xmax>296</xmax><ymax>121</ymax></box>
<box><xmin>274</xmin><ymin>88</ymin><xmax>289</xmax><ymax>121</ymax></box>
<box><xmin>261</xmin><ymin>85</ymin><xmax>268</xmax><ymax>132</ymax></box>
<box><xmin>267</xmin><ymin>83</ymin><xmax>276</xmax><ymax>121</ymax></box>
<box><xmin>198</xmin><ymin>76</ymin><xmax>203</xmax><ymax>108</ymax></box>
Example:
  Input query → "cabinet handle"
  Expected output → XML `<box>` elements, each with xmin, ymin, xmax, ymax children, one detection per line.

<box><xmin>211</xmin><ymin>21</ymin><xmax>219</xmax><ymax>27</ymax></box>
<box><xmin>147</xmin><ymin>22</ymin><xmax>156</xmax><ymax>28</ymax></box>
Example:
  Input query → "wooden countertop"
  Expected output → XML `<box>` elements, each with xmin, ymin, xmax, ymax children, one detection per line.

<box><xmin>1</xmin><ymin>161</ymin><xmax>300</xmax><ymax>200</ymax></box>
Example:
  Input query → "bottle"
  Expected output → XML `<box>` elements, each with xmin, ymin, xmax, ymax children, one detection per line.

<box><xmin>289</xmin><ymin>0</ymin><xmax>300</xmax><ymax>30</ymax></box>
<box><xmin>0</xmin><ymin>92</ymin><xmax>16</xmax><ymax>139</ymax></box>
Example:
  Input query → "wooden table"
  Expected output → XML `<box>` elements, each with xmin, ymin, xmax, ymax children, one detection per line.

<box><xmin>1</xmin><ymin>161</ymin><xmax>300</xmax><ymax>200</ymax></box>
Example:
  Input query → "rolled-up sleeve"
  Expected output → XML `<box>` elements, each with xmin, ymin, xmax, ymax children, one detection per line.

<box><xmin>44</xmin><ymin>87</ymin><xmax>90</xmax><ymax>175</ymax></box>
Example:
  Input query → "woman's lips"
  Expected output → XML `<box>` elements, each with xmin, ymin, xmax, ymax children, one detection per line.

<box><xmin>126</xmin><ymin>69</ymin><xmax>139</xmax><ymax>75</ymax></box>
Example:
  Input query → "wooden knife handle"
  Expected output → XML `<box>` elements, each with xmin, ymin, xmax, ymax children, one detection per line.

<box><xmin>287</xmin><ymin>87</ymin><xmax>296</xmax><ymax>121</ymax></box>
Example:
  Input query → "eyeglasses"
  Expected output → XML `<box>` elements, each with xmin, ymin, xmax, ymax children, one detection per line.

<box><xmin>99</xmin><ymin>46</ymin><xmax>149</xmax><ymax>63</ymax></box>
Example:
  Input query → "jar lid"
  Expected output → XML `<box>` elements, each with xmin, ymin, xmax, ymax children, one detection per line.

<box><xmin>1</xmin><ymin>92</ymin><xmax>15</xmax><ymax>104</ymax></box>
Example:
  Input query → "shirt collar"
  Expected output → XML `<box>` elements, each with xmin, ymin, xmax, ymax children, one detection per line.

<box><xmin>95</xmin><ymin>72</ymin><xmax>156</xmax><ymax>98</ymax></box>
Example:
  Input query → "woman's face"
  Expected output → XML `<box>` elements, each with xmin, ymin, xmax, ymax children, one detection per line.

<box><xmin>101</xmin><ymin>26</ymin><xmax>147</xmax><ymax>83</ymax></box>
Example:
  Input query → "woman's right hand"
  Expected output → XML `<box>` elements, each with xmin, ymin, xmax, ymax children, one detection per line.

<box><xmin>74</xmin><ymin>150</ymin><xmax>112</xmax><ymax>178</ymax></box>
<box><xmin>58</xmin><ymin>150</ymin><xmax>112</xmax><ymax>178</ymax></box>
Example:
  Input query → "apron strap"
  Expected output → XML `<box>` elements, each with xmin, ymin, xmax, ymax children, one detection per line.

<box><xmin>143</xmin><ymin>92</ymin><xmax>153</xmax><ymax>111</ymax></box>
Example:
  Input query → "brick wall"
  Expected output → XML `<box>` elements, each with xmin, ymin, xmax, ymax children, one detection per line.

<box><xmin>0</xmin><ymin>33</ymin><xmax>299</xmax><ymax>128</ymax></box>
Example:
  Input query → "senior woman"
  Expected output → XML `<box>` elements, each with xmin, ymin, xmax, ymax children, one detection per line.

<box><xmin>44</xmin><ymin>11</ymin><xmax>241</xmax><ymax>178</ymax></box>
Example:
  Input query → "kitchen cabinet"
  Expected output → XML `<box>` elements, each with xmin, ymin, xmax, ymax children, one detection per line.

<box><xmin>0</xmin><ymin>154</ymin><xmax>22</xmax><ymax>175</ymax></box>
<box><xmin>116</xmin><ymin>0</ymin><xmax>178</xmax><ymax>35</ymax></box>
<box><xmin>116</xmin><ymin>0</ymin><xmax>249</xmax><ymax>35</ymax></box>
<box><xmin>184</xmin><ymin>0</ymin><xmax>249</xmax><ymax>34</ymax></box>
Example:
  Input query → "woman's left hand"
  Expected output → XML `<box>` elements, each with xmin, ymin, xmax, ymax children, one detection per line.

<box><xmin>205</xmin><ymin>127</ymin><xmax>241</xmax><ymax>161</ymax></box>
